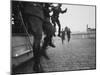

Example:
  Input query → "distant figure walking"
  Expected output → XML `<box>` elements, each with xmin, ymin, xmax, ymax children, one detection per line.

<box><xmin>65</xmin><ymin>26</ymin><xmax>71</xmax><ymax>42</ymax></box>
<box><xmin>61</xmin><ymin>29</ymin><xmax>65</xmax><ymax>44</ymax></box>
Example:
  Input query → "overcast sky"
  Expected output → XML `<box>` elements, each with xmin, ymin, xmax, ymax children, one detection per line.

<box><xmin>57</xmin><ymin>4</ymin><xmax>96</xmax><ymax>32</ymax></box>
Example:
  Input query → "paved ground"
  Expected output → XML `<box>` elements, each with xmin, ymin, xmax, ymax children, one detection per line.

<box><xmin>14</xmin><ymin>35</ymin><xmax>96</xmax><ymax>74</ymax></box>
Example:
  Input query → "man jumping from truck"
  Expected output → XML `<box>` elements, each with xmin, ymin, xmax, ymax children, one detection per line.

<box><xmin>51</xmin><ymin>4</ymin><xmax>67</xmax><ymax>37</ymax></box>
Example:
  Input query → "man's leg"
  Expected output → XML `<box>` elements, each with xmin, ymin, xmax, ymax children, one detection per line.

<box><xmin>48</xmin><ymin>35</ymin><xmax>55</xmax><ymax>47</ymax></box>
<box><xmin>43</xmin><ymin>21</ymin><xmax>55</xmax><ymax>47</ymax></box>
<box><xmin>46</xmin><ymin>22</ymin><xmax>55</xmax><ymax>47</ymax></box>
<box><xmin>68</xmin><ymin>33</ymin><xmax>71</xmax><ymax>42</ymax></box>
<box><xmin>51</xmin><ymin>16</ymin><xmax>56</xmax><ymax>36</ymax></box>
<box><xmin>27</xmin><ymin>16</ymin><xmax>43</xmax><ymax>72</ymax></box>
<box><xmin>56</xmin><ymin>18</ymin><xmax>61</xmax><ymax>37</ymax></box>
<box><xmin>41</xmin><ymin>21</ymin><xmax>55</xmax><ymax>60</ymax></box>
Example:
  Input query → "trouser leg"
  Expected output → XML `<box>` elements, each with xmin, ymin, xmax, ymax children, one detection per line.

<box><xmin>56</xmin><ymin>18</ymin><xmax>61</xmax><ymax>36</ymax></box>
<box><xmin>26</xmin><ymin>16</ymin><xmax>43</xmax><ymax>72</ymax></box>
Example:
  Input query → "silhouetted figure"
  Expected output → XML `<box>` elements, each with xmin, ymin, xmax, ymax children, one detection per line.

<box><xmin>67</xmin><ymin>28</ymin><xmax>71</xmax><ymax>42</ymax></box>
<box><xmin>12</xmin><ymin>1</ymin><xmax>55</xmax><ymax>73</ymax></box>
<box><xmin>61</xmin><ymin>29</ymin><xmax>65</xmax><ymax>44</ymax></box>
<box><xmin>65</xmin><ymin>27</ymin><xmax>71</xmax><ymax>42</ymax></box>
<box><xmin>51</xmin><ymin>4</ymin><xmax>67</xmax><ymax>37</ymax></box>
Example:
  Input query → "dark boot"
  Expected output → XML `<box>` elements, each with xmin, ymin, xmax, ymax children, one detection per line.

<box><xmin>33</xmin><ymin>57</ymin><xmax>41</xmax><ymax>73</ymax></box>
<box><xmin>33</xmin><ymin>64</ymin><xmax>40</xmax><ymax>73</ymax></box>
<box><xmin>41</xmin><ymin>50</ymin><xmax>50</xmax><ymax>60</ymax></box>
<box><xmin>48</xmin><ymin>42</ymin><xmax>55</xmax><ymax>48</ymax></box>
<box><xmin>58</xmin><ymin>29</ymin><xmax>61</xmax><ymax>37</ymax></box>
<box><xmin>41</xmin><ymin>39</ymin><xmax>50</xmax><ymax>60</ymax></box>
<box><xmin>33</xmin><ymin>62</ymin><xmax>44</xmax><ymax>73</ymax></box>
<box><xmin>48</xmin><ymin>37</ymin><xmax>56</xmax><ymax>48</ymax></box>
<box><xmin>58</xmin><ymin>33</ymin><xmax>61</xmax><ymax>37</ymax></box>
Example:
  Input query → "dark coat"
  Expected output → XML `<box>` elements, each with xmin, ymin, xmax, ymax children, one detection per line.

<box><xmin>21</xmin><ymin>2</ymin><xmax>44</xmax><ymax>20</ymax></box>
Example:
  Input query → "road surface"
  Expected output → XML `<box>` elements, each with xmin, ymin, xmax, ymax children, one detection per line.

<box><xmin>13</xmin><ymin>35</ymin><xmax>96</xmax><ymax>74</ymax></box>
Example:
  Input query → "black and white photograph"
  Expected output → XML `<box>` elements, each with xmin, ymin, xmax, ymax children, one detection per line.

<box><xmin>11</xmin><ymin>0</ymin><xmax>96</xmax><ymax>75</ymax></box>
